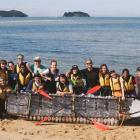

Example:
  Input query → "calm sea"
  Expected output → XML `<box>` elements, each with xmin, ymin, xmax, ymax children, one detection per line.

<box><xmin>0</xmin><ymin>17</ymin><xmax>140</xmax><ymax>74</ymax></box>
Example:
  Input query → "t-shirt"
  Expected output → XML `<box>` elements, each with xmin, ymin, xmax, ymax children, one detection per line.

<box><xmin>31</xmin><ymin>64</ymin><xmax>46</xmax><ymax>74</ymax></box>
<box><xmin>80</xmin><ymin>68</ymin><xmax>99</xmax><ymax>89</ymax></box>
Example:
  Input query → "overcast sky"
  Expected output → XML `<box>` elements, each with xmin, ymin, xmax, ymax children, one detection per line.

<box><xmin>0</xmin><ymin>0</ymin><xmax>140</xmax><ymax>17</ymax></box>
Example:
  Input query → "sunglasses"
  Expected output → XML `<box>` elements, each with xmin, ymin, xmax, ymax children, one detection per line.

<box><xmin>86</xmin><ymin>62</ymin><xmax>92</xmax><ymax>65</ymax></box>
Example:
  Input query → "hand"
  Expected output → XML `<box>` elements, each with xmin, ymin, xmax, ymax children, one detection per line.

<box><xmin>32</xmin><ymin>73</ymin><xmax>35</xmax><ymax>77</ymax></box>
<box><xmin>57</xmin><ymin>92</ymin><xmax>65</xmax><ymax>97</ymax></box>
<box><xmin>46</xmin><ymin>77</ymin><xmax>52</xmax><ymax>81</ymax></box>
<box><xmin>0</xmin><ymin>89</ymin><xmax>3</xmax><ymax>94</ymax></box>
<box><xmin>122</xmin><ymin>96</ymin><xmax>125</xmax><ymax>100</ymax></box>
<box><xmin>6</xmin><ymin>88</ymin><xmax>12</xmax><ymax>93</ymax></box>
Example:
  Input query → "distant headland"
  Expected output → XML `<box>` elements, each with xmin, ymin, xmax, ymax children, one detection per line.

<box><xmin>63</xmin><ymin>11</ymin><xmax>90</xmax><ymax>17</ymax></box>
<box><xmin>0</xmin><ymin>10</ymin><xmax>28</xmax><ymax>17</ymax></box>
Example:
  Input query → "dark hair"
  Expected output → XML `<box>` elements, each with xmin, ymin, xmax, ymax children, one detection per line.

<box><xmin>59</xmin><ymin>74</ymin><xmax>69</xmax><ymax>84</ymax></box>
<box><xmin>34</xmin><ymin>73</ymin><xmax>41</xmax><ymax>78</ymax></box>
<box><xmin>136</xmin><ymin>67</ymin><xmax>140</xmax><ymax>72</ymax></box>
<box><xmin>122</xmin><ymin>68</ymin><xmax>129</xmax><ymax>75</ymax></box>
<box><xmin>8</xmin><ymin>61</ymin><xmax>14</xmax><ymax>65</ymax></box>
<box><xmin>99</xmin><ymin>64</ymin><xmax>109</xmax><ymax>74</ymax></box>
<box><xmin>0</xmin><ymin>59</ymin><xmax>7</xmax><ymax>65</ymax></box>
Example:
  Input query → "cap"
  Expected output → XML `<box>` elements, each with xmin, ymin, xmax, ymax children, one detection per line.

<box><xmin>109</xmin><ymin>70</ymin><xmax>115</xmax><ymax>74</ymax></box>
<box><xmin>137</xmin><ymin>67</ymin><xmax>140</xmax><ymax>71</ymax></box>
<box><xmin>17</xmin><ymin>54</ymin><xmax>24</xmax><ymax>59</ymax></box>
<box><xmin>34</xmin><ymin>56</ymin><xmax>41</xmax><ymax>61</ymax></box>
<box><xmin>72</xmin><ymin>65</ymin><xmax>79</xmax><ymax>70</ymax></box>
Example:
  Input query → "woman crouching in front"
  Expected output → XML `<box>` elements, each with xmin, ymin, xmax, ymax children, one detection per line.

<box><xmin>56</xmin><ymin>74</ymin><xmax>73</xmax><ymax>96</ymax></box>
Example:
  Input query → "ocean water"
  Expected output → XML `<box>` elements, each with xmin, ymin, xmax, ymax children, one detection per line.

<box><xmin>0</xmin><ymin>17</ymin><xmax>140</xmax><ymax>74</ymax></box>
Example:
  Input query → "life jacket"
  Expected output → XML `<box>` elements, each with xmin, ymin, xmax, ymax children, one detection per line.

<box><xmin>32</xmin><ymin>82</ymin><xmax>44</xmax><ymax>92</ymax></box>
<box><xmin>16</xmin><ymin>64</ymin><xmax>20</xmax><ymax>73</ymax></box>
<box><xmin>0</xmin><ymin>69</ymin><xmax>8</xmax><ymax>82</ymax></box>
<box><xmin>18</xmin><ymin>72</ymin><xmax>31</xmax><ymax>86</ymax></box>
<box><xmin>57</xmin><ymin>83</ymin><xmax>70</xmax><ymax>92</ymax></box>
<box><xmin>99</xmin><ymin>73</ymin><xmax>110</xmax><ymax>87</ymax></box>
<box><xmin>110</xmin><ymin>77</ymin><xmax>121</xmax><ymax>91</ymax></box>
<box><xmin>110</xmin><ymin>77</ymin><xmax>122</xmax><ymax>97</ymax></box>
<box><xmin>123</xmin><ymin>76</ymin><xmax>135</xmax><ymax>91</ymax></box>
<box><xmin>70</xmin><ymin>74</ymin><xmax>84</xmax><ymax>87</ymax></box>
<box><xmin>16</xmin><ymin>62</ymin><xmax>27</xmax><ymax>73</ymax></box>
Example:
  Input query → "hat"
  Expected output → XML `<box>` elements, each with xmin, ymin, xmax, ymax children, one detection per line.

<box><xmin>17</xmin><ymin>54</ymin><xmax>24</xmax><ymax>59</ymax></box>
<box><xmin>34</xmin><ymin>56</ymin><xmax>41</xmax><ymax>61</ymax></box>
<box><xmin>109</xmin><ymin>70</ymin><xmax>115</xmax><ymax>75</ymax></box>
<box><xmin>72</xmin><ymin>65</ymin><xmax>79</xmax><ymax>70</ymax></box>
<box><xmin>137</xmin><ymin>67</ymin><xmax>140</xmax><ymax>71</ymax></box>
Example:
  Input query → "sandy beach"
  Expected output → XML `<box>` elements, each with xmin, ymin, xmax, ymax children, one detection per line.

<box><xmin>0</xmin><ymin>118</ymin><xmax>140</xmax><ymax>140</ymax></box>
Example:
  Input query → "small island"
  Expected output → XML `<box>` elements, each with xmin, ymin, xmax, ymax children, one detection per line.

<box><xmin>63</xmin><ymin>11</ymin><xmax>90</xmax><ymax>17</ymax></box>
<box><xmin>0</xmin><ymin>10</ymin><xmax>28</xmax><ymax>17</ymax></box>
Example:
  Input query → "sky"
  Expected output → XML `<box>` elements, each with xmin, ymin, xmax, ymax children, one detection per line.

<box><xmin>0</xmin><ymin>0</ymin><xmax>140</xmax><ymax>17</ymax></box>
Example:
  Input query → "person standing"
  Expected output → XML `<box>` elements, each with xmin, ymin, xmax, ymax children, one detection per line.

<box><xmin>8</xmin><ymin>61</ymin><xmax>18</xmax><ymax>91</ymax></box>
<box><xmin>16</xmin><ymin>54</ymin><xmax>31</xmax><ymax>74</ymax></box>
<box><xmin>41</xmin><ymin>59</ymin><xmax>60</xmax><ymax>93</ymax></box>
<box><xmin>80</xmin><ymin>59</ymin><xmax>100</xmax><ymax>95</ymax></box>
<box><xmin>30</xmin><ymin>56</ymin><xmax>46</xmax><ymax>75</ymax></box>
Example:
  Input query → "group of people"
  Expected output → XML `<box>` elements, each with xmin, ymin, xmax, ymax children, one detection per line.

<box><xmin>0</xmin><ymin>54</ymin><xmax>140</xmax><ymax>117</ymax></box>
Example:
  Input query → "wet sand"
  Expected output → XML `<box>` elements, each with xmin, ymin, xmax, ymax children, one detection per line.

<box><xmin>0</xmin><ymin>118</ymin><xmax>140</xmax><ymax>140</ymax></box>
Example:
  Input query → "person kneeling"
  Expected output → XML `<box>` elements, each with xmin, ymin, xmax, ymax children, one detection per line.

<box><xmin>56</xmin><ymin>74</ymin><xmax>73</xmax><ymax>96</ymax></box>
<box><xmin>26</xmin><ymin>74</ymin><xmax>45</xmax><ymax>93</ymax></box>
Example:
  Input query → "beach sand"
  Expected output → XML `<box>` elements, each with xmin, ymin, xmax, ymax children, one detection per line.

<box><xmin>0</xmin><ymin>118</ymin><xmax>140</xmax><ymax>140</ymax></box>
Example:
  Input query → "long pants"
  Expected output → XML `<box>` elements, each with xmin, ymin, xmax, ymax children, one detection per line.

<box><xmin>0</xmin><ymin>99</ymin><xmax>6</xmax><ymax>118</ymax></box>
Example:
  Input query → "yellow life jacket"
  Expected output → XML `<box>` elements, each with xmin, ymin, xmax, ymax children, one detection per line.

<box><xmin>32</xmin><ymin>82</ymin><xmax>44</xmax><ymax>92</ymax></box>
<box><xmin>70</xmin><ymin>75</ymin><xmax>84</xmax><ymax>87</ymax></box>
<box><xmin>0</xmin><ymin>70</ymin><xmax>8</xmax><ymax>82</ymax></box>
<box><xmin>58</xmin><ymin>83</ymin><xmax>70</xmax><ymax>92</ymax></box>
<box><xmin>124</xmin><ymin>76</ymin><xmax>135</xmax><ymax>91</ymax></box>
<box><xmin>18</xmin><ymin>72</ymin><xmax>31</xmax><ymax>86</ymax></box>
<box><xmin>63</xmin><ymin>86</ymin><xmax>70</xmax><ymax>92</ymax></box>
<box><xmin>110</xmin><ymin>77</ymin><xmax>121</xmax><ymax>91</ymax></box>
<box><xmin>99</xmin><ymin>73</ymin><xmax>110</xmax><ymax>87</ymax></box>
<box><xmin>16</xmin><ymin>64</ymin><xmax>20</xmax><ymax>73</ymax></box>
